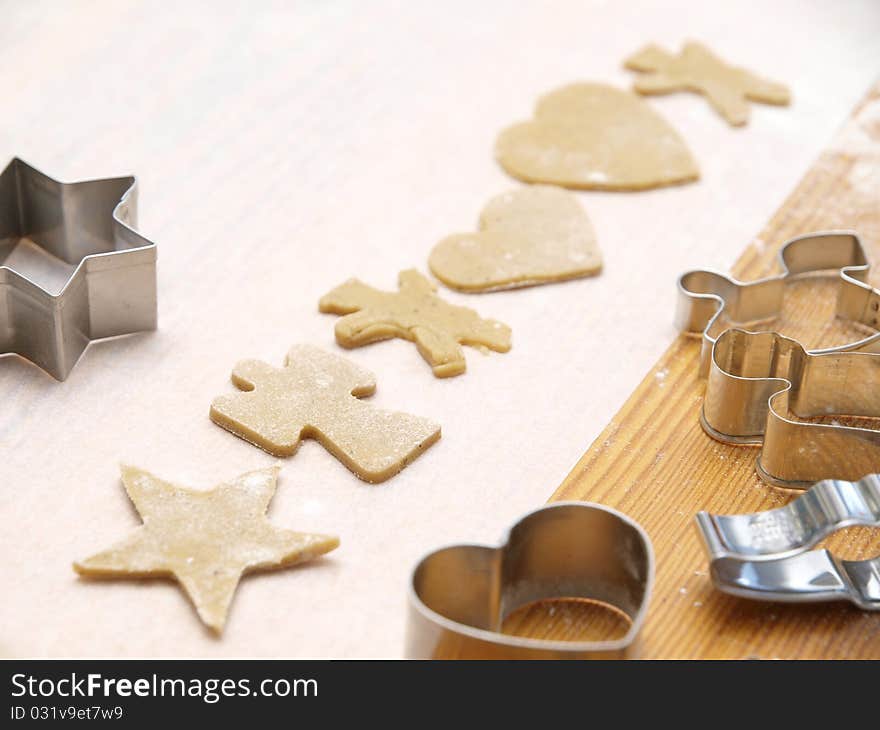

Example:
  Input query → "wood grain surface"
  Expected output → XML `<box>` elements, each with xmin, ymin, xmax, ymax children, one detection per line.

<box><xmin>515</xmin><ymin>82</ymin><xmax>880</xmax><ymax>658</ymax></box>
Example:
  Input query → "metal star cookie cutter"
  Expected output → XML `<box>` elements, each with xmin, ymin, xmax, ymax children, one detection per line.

<box><xmin>0</xmin><ymin>158</ymin><xmax>157</xmax><ymax>380</ymax></box>
<box><xmin>676</xmin><ymin>231</ymin><xmax>880</xmax><ymax>375</ymax></box>
<box><xmin>406</xmin><ymin>502</ymin><xmax>654</xmax><ymax>659</ymax></box>
<box><xmin>677</xmin><ymin>231</ymin><xmax>880</xmax><ymax>488</ymax></box>
<box><xmin>696</xmin><ymin>473</ymin><xmax>880</xmax><ymax>610</ymax></box>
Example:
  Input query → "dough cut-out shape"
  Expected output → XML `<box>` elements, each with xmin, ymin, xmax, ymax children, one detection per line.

<box><xmin>625</xmin><ymin>41</ymin><xmax>791</xmax><ymax>127</ymax></box>
<box><xmin>428</xmin><ymin>185</ymin><xmax>601</xmax><ymax>292</ymax></box>
<box><xmin>495</xmin><ymin>82</ymin><xmax>699</xmax><ymax>191</ymax></box>
<box><xmin>319</xmin><ymin>269</ymin><xmax>511</xmax><ymax>377</ymax></box>
<box><xmin>74</xmin><ymin>465</ymin><xmax>338</xmax><ymax>633</ymax></box>
<box><xmin>210</xmin><ymin>344</ymin><xmax>440</xmax><ymax>481</ymax></box>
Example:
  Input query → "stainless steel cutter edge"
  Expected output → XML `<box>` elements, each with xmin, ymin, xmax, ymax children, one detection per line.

<box><xmin>0</xmin><ymin>157</ymin><xmax>157</xmax><ymax>380</ymax></box>
<box><xmin>696</xmin><ymin>474</ymin><xmax>880</xmax><ymax>610</ymax></box>
<box><xmin>406</xmin><ymin>501</ymin><xmax>654</xmax><ymax>659</ymax></box>
<box><xmin>676</xmin><ymin>230</ymin><xmax>880</xmax><ymax>375</ymax></box>
<box><xmin>676</xmin><ymin>230</ymin><xmax>880</xmax><ymax>487</ymax></box>
<box><xmin>702</xmin><ymin>327</ymin><xmax>880</xmax><ymax>487</ymax></box>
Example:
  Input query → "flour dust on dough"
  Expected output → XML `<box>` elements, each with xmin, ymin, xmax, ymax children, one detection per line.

<box><xmin>319</xmin><ymin>270</ymin><xmax>511</xmax><ymax>377</ymax></box>
<box><xmin>495</xmin><ymin>82</ymin><xmax>699</xmax><ymax>191</ymax></box>
<box><xmin>210</xmin><ymin>344</ymin><xmax>440</xmax><ymax>482</ymax></box>
<box><xmin>625</xmin><ymin>41</ymin><xmax>791</xmax><ymax>127</ymax></box>
<box><xmin>74</xmin><ymin>465</ymin><xmax>339</xmax><ymax>633</ymax></box>
<box><xmin>429</xmin><ymin>185</ymin><xmax>601</xmax><ymax>292</ymax></box>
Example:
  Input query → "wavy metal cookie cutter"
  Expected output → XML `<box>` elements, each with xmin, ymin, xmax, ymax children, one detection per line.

<box><xmin>677</xmin><ymin>231</ymin><xmax>880</xmax><ymax>488</ymax></box>
<box><xmin>0</xmin><ymin>158</ymin><xmax>157</xmax><ymax>380</ymax></box>
<box><xmin>406</xmin><ymin>502</ymin><xmax>654</xmax><ymax>659</ymax></box>
<box><xmin>696</xmin><ymin>474</ymin><xmax>880</xmax><ymax>609</ymax></box>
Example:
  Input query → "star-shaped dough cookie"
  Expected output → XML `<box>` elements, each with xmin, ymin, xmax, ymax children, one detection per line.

<box><xmin>625</xmin><ymin>41</ymin><xmax>790</xmax><ymax>126</ymax></box>
<box><xmin>319</xmin><ymin>269</ymin><xmax>511</xmax><ymax>377</ymax></box>
<box><xmin>74</xmin><ymin>465</ymin><xmax>338</xmax><ymax>633</ymax></box>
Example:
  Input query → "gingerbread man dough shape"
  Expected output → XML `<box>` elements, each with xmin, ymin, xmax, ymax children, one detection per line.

<box><xmin>625</xmin><ymin>41</ymin><xmax>790</xmax><ymax>126</ymax></box>
<box><xmin>210</xmin><ymin>344</ymin><xmax>440</xmax><ymax>482</ymax></box>
<box><xmin>319</xmin><ymin>269</ymin><xmax>511</xmax><ymax>377</ymax></box>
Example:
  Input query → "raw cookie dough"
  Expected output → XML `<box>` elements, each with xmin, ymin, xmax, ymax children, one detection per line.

<box><xmin>625</xmin><ymin>41</ymin><xmax>791</xmax><ymax>127</ymax></box>
<box><xmin>495</xmin><ymin>82</ymin><xmax>699</xmax><ymax>190</ymax></box>
<box><xmin>319</xmin><ymin>269</ymin><xmax>511</xmax><ymax>377</ymax></box>
<box><xmin>74</xmin><ymin>465</ymin><xmax>338</xmax><ymax>633</ymax></box>
<box><xmin>428</xmin><ymin>185</ymin><xmax>601</xmax><ymax>292</ymax></box>
<box><xmin>210</xmin><ymin>344</ymin><xmax>440</xmax><ymax>481</ymax></box>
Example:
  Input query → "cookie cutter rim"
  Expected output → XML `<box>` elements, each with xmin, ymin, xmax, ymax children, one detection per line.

<box><xmin>0</xmin><ymin>157</ymin><xmax>157</xmax><ymax>380</ymax></box>
<box><xmin>676</xmin><ymin>230</ymin><xmax>880</xmax><ymax>488</ymax></box>
<box><xmin>702</xmin><ymin>327</ymin><xmax>880</xmax><ymax>488</ymax></box>
<box><xmin>676</xmin><ymin>230</ymin><xmax>880</xmax><ymax>375</ymax></box>
<box><xmin>405</xmin><ymin>501</ymin><xmax>654</xmax><ymax>659</ymax></box>
<box><xmin>695</xmin><ymin>474</ymin><xmax>880</xmax><ymax>610</ymax></box>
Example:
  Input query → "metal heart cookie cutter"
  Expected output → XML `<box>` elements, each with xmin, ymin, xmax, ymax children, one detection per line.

<box><xmin>0</xmin><ymin>158</ymin><xmax>157</xmax><ymax>380</ymax></box>
<box><xmin>677</xmin><ymin>231</ymin><xmax>880</xmax><ymax>488</ymax></box>
<box><xmin>696</xmin><ymin>474</ymin><xmax>880</xmax><ymax>610</ymax></box>
<box><xmin>406</xmin><ymin>502</ymin><xmax>654</xmax><ymax>659</ymax></box>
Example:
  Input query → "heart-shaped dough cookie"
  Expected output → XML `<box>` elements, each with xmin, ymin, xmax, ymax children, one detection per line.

<box><xmin>496</xmin><ymin>82</ymin><xmax>699</xmax><ymax>190</ymax></box>
<box><xmin>429</xmin><ymin>185</ymin><xmax>601</xmax><ymax>292</ymax></box>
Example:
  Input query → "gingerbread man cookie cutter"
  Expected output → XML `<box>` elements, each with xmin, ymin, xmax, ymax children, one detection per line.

<box><xmin>406</xmin><ymin>502</ymin><xmax>654</xmax><ymax>659</ymax></box>
<box><xmin>696</xmin><ymin>473</ymin><xmax>880</xmax><ymax>610</ymax></box>
<box><xmin>703</xmin><ymin>328</ymin><xmax>880</xmax><ymax>488</ymax></box>
<box><xmin>0</xmin><ymin>158</ymin><xmax>157</xmax><ymax>380</ymax></box>
<box><xmin>677</xmin><ymin>231</ymin><xmax>880</xmax><ymax>488</ymax></box>
<box><xmin>677</xmin><ymin>231</ymin><xmax>880</xmax><ymax>374</ymax></box>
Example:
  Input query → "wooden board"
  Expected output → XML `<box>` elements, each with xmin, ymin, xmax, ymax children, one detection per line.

<box><xmin>508</xmin><ymin>81</ymin><xmax>880</xmax><ymax>658</ymax></box>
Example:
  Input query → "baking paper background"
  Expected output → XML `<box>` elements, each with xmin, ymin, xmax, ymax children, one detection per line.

<box><xmin>1</xmin><ymin>0</ymin><xmax>878</xmax><ymax>657</ymax></box>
